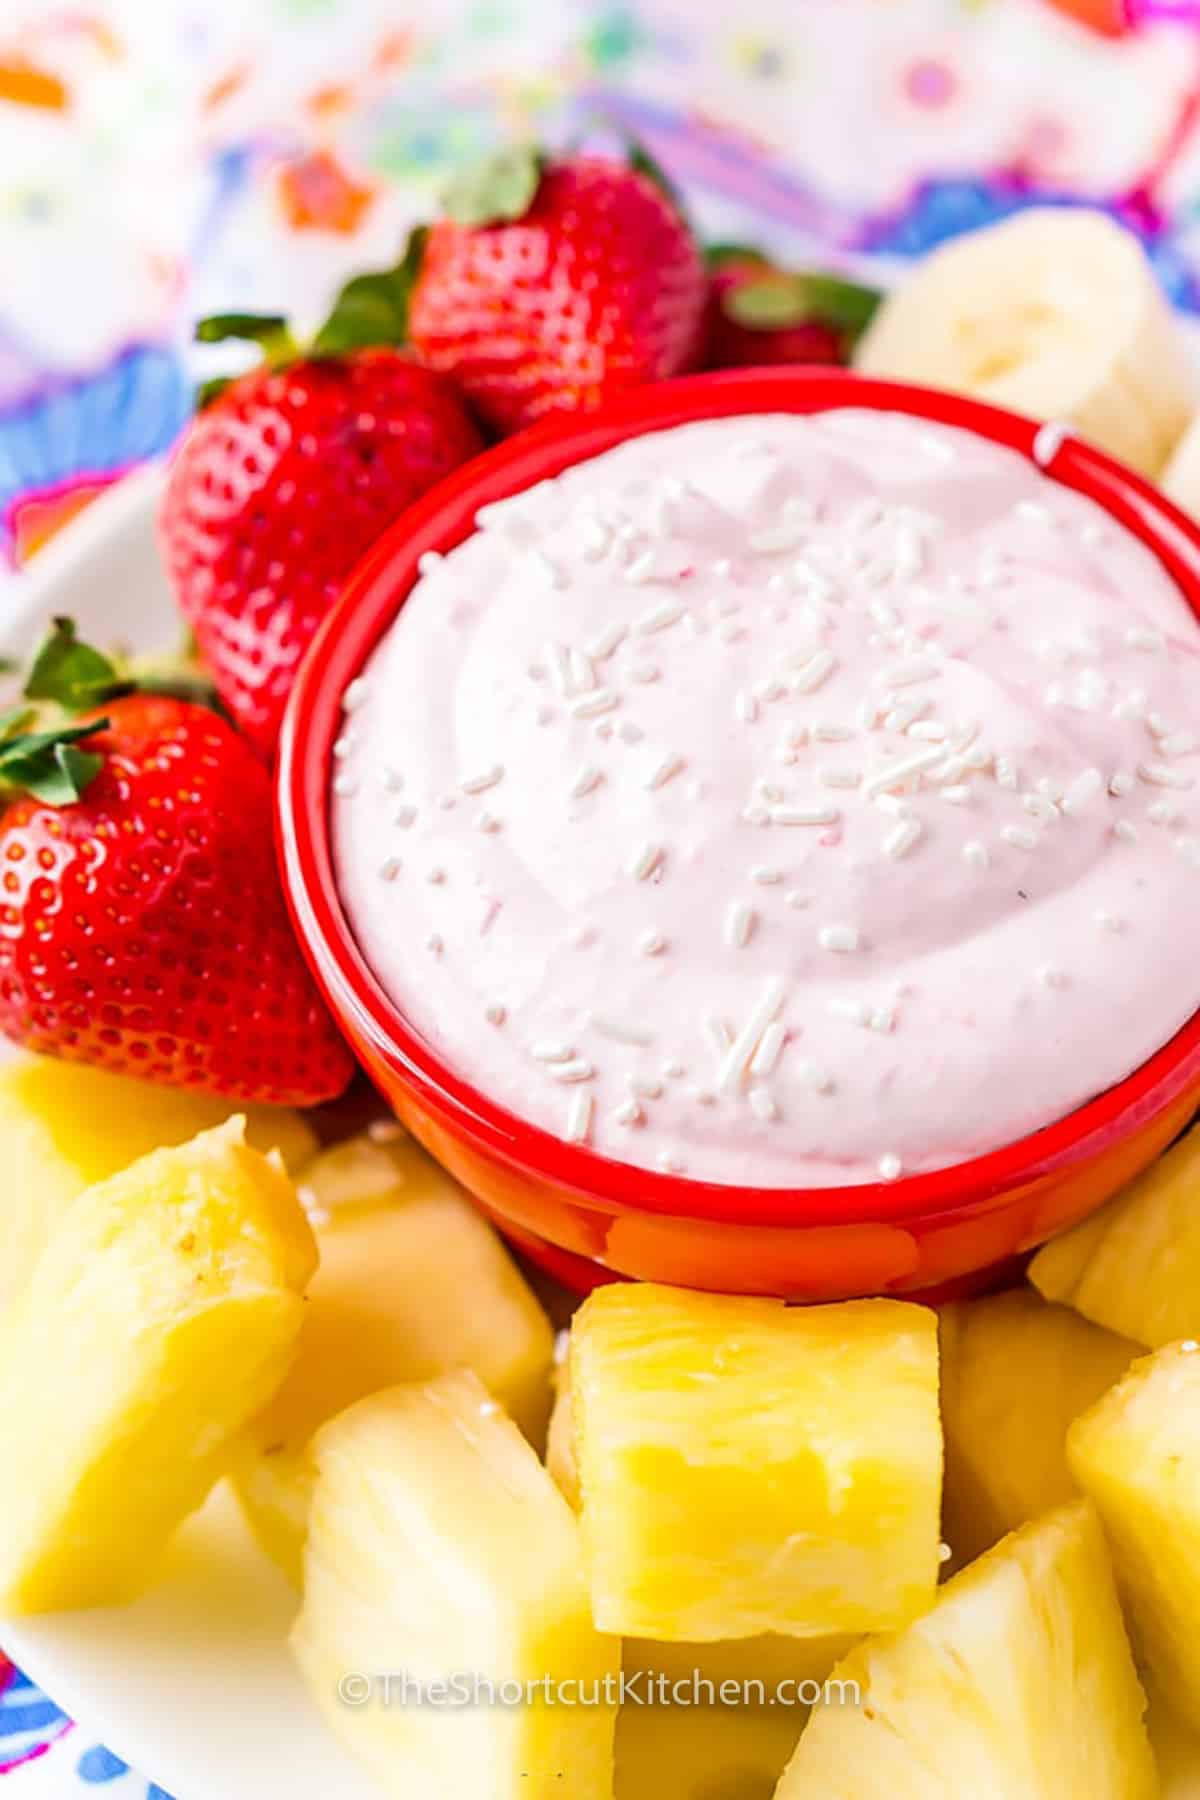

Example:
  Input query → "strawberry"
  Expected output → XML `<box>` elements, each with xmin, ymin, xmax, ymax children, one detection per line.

<box><xmin>162</xmin><ymin>288</ymin><xmax>482</xmax><ymax>758</ymax></box>
<box><xmin>704</xmin><ymin>248</ymin><xmax>882</xmax><ymax>371</ymax></box>
<box><xmin>0</xmin><ymin>622</ymin><xmax>354</xmax><ymax>1105</ymax></box>
<box><xmin>407</xmin><ymin>146</ymin><xmax>707</xmax><ymax>433</ymax></box>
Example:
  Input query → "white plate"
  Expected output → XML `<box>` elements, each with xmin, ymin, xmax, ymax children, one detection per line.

<box><xmin>0</xmin><ymin>470</ymin><xmax>378</xmax><ymax>1800</ymax></box>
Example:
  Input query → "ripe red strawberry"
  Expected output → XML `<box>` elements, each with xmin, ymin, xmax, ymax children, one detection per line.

<box><xmin>0</xmin><ymin>630</ymin><xmax>354</xmax><ymax>1104</ymax></box>
<box><xmin>162</xmin><ymin>327</ymin><xmax>482</xmax><ymax>758</ymax></box>
<box><xmin>705</xmin><ymin>249</ymin><xmax>881</xmax><ymax>371</ymax></box>
<box><xmin>407</xmin><ymin>147</ymin><xmax>707</xmax><ymax>433</ymax></box>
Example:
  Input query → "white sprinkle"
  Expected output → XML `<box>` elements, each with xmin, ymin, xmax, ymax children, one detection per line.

<box><xmin>742</xmin><ymin>804</ymin><xmax>771</xmax><ymax>826</ymax></box>
<box><xmin>785</xmin><ymin>889</ymin><xmax>812</xmax><ymax>909</ymax></box>
<box><xmin>630</xmin><ymin>843</ymin><xmax>665</xmax><ymax>882</ymax></box>
<box><xmin>1126</xmin><ymin>626</ymin><xmax>1165</xmax><ymax>654</ymax></box>
<box><xmin>908</xmin><ymin>720</ymin><xmax>946</xmax><ymax>742</ymax></box>
<box><xmin>1002</xmin><ymin>825</ymin><xmax>1037</xmax><ymax>851</ymax></box>
<box><xmin>725</xmin><ymin>901</ymin><xmax>757</xmax><ymax>949</ymax></box>
<box><xmin>381</xmin><ymin>766</ymin><xmax>403</xmax><ymax>793</ymax></box>
<box><xmin>1161</xmin><ymin>731</ymin><xmax>1198</xmax><ymax>759</ymax></box>
<box><xmin>618</xmin><ymin>720</ymin><xmax>643</xmax><ymax>743</ymax></box>
<box><xmin>878</xmin><ymin>655</ymin><xmax>939</xmax><ymax>689</ymax></box>
<box><xmin>796</xmin><ymin>1058</ymin><xmax>834</xmax><ymax>1094</ymax></box>
<box><xmin>484</xmin><ymin>1003</ymin><xmax>507</xmax><ymax>1026</ymax></box>
<box><xmin>861</xmin><ymin>746</ymin><xmax>945</xmax><ymax>797</ymax></box>
<box><xmin>1139</xmin><ymin>761</ymin><xmax>1194</xmax><ymax>790</ymax></box>
<box><xmin>587</xmin><ymin>622</ymin><xmax>628</xmax><ymax>661</ymax></box>
<box><xmin>635</xmin><ymin>600</ymin><xmax>685</xmax><ymax>633</ymax></box>
<box><xmin>532</xmin><ymin>1041</ymin><xmax>575</xmax><ymax>1063</ymax></box>
<box><xmin>332</xmin><ymin>734</ymin><xmax>355</xmax><ymax>761</ymax></box>
<box><xmin>994</xmin><ymin>755</ymin><xmax>1019</xmax><ymax>791</ymax></box>
<box><xmin>1061</xmin><ymin>768</ymin><xmax>1103</xmax><ymax>815</ymax></box>
<box><xmin>551</xmin><ymin>1059</ymin><xmax>595</xmax><ymax>1084</ymax></box>
<box><xmin>394</xmin><ymin>804</ymin><xmax>417</xmax><ymax>828</ymax></box>
<box><xmin>565</xmin><ymin>1092</ymin><xmax>594</xmax><ymax>1144</ymax></box>
<box><xmin>787</xmin><ymin>650</ymin><xmax>837</xmax><ymax>695</ymax></box>
<box><xmin>756</xmin><ymin>780</ymin><xmax>786</xmax><ymax>805</ymax></box>
<box><xmin>613</xmin><ymin>1097</ymin><xmax>644</xmax><ymax>1127</ymax></box>
<box><xmin>1095</xmin><ymin>911</ymin><xmax>1124</xmax><ymax>933</ymax></box>
<box><xmin>884</xmin><ymin>697</ymin><xmax>931</xmax><ymax>733</ymax></box>
<box><xmin>717</xmin><ymin>976</ymin><xmax>788</xmax><ymax>1093</ymax></box>
<box><xmin>657</xmin><ymin>1151</ymin><xmax>684</xmax><ymax>1173</ymax></box>
<box><xmin>379</xmin><ymin>856</ymin><xmax>401</xmax><ymax>882</ymax></box>
<box><xmin>1015</xmin><ymin>499</ymin><xmax>1053</xmax><ymax>525</ymax></box>
<box><xmin>544</xmin><ymin>641</ymin><xmax>572</xmax><ymax>696</ymax></box>
<box><xmin>661</xmin><ymin>1058</ymin><xmax>686</xmax><ymax>1079</ymax></box>
<box><xmin>462</xmin><ymin>764</ymin><xmax>504</xmax><ymax>795</ymax></box>
<box><xmin>749</xmin><ymin>1021</ymin><xmax>787</xmax><ymax>1077</ymax></box>
<box><xmin>1114</xmin><ymin>819</ymin><xmax>1140</xmax><ymax>843</ymax></box>
<box><xmin>870</xmin><ymin>1006</ymin><xmax>896</xmax><ymax>1034</ymax></box>
<box><xmin>813</xmin><ymin>722</ymin><xmax>854</xmax><ymax>743</ymax></box>
<box><xmin>570</xmin><ymin>688</ymin><xmax>618</xmax><ymax>719</ymax></box>
<box><xmin>1033</xmin><ymin>419</ymin><xmax>1072</xmax><ymax>467</ymax></box>
<box><xmin>750</xmin><ymin>865</ymin><xmax>783</xmax><ymax>885</ymax></box>
<box><xmin>749</xmin><ymin>520</ymin><xmax>811</xmax><ymax>555</ymax></box>
<box><xmin>1112</xmin><ymin>694</ymin><xmax>1146</xmax><ymax>723</ymax></box>
<box><xmin>828</xmin><ymin>996</ymin><xmax>870</xmax><ymax>1026</ymax></box>
<box><xmin>638</xmin><ymin>930</ymin><xmax>667</xmax><ymax>956</ymax></box>
<box><xmin>1177</xmin><ymin>835</ymin><xmax>1200</xmax><ymax>866</ymax></box>
<box><xmin>748</xmin><ymin>1086</ymin><xmax>778</xmax><ymax>1121</ymax></box>
<box><xmin>1182</xmin><ymin>1340</ymin><xmax>1200</xmax><ymax>1353</ymax></box>
<box><xmin>819</xmin><ymin>923</ymin><xmax>860</xmax><ymax>953</ymax></box>
<box><xmin>631</xmin><ymin>1076</ymin><xmax>664</xmax><ymax>1099</ymax></box>
<box><xmin>1037</xmin><ymin>965</ymin><xmax>1068</xmax><ymax>990</ymax></box>
<box><xmin>875</xmin><ymin>793</ymin><xmax>913</xmax><ymax>817</ymax></box>
<box><xmin>1148</xmin><ymin>801</ymin><xmax>1182</xmax><ymax>828</ymax></box>
<box><xmin>568</xmin><ymin>647</ymin><xmax>596</xmax><ymax>693</ymax></box>
<box><xmin>587</xmin><ymin>1012</ymin><xmax>653</xmax><ymax>1048</ymax></box>
<box><xmin>630</xmin><ymin>663</ymin><xmax>660</xmax><ymax>685</ymax></box>
<box><xmin>1023</xmin><ymin>793</ymin><xmax>1058</xmax><ymax>822</ymax></box>
<box><xmin>770</xmin><ymin>804</ymin><xmax>841</xmax><ymax>827</ymax></box>
<box><xmin>717</xmin><ymin>619</ymin><xmax>744</xmax><ymax>643</ymax></box>
<box><xmin>569</xmin><ymin>766</ymin><xmax>603</xmax><ymax>799</ymax></box>
<box><xmin>417</xmin><ymin>549</ymin><xmax>444</xmax><ymax>576</ymax></box>
<box><xmin>817</xmin><ymin>765</ymin><xmax>862</xmax><ymax>790</ymax></box>
<box><xmin>332</xmin><ymin>773</ymin><xmax>357</xmax><ymax>797</ymax></box>
<box><xmin>962</xmin><ymin>840</ymin><xmax>990</xmax><ymax>869</ymax></box>
<box><xmin>426</xmin><ymin>933</ymin><xmax>444</xmax><ymax>954</ymax></box>
<box><xmin>567</xmin><ymin>924</ymin><xmax>595</xmax><ymax>948</ymax></box>
<box><xmin>645</xmin><ymin>752</ymin><xmax>685</xmax><ymax>790</ymax></box>
<box><xmin>942</xmin><ymin>785</ymin><xmax>971</xmax><ymax>805</ymax></box>
<box><xmin>528</xmin><ymin>547</ymin><xmax>566</xmax><ymax>589</ymax></box>
<box><xmin>342</xmin><ymin>676</ymin><xmax>369</xmax><ymax>712</ymax></box>
<box><xmin>705</xmin><ymin>1014</ymin><xmax>733</xmax><ymax>1055</ymax></box>
<box><xmin>883</xmin><ymin>818</ymin><xmax>923</xmax><ymax>860</ymax></box>
<box><xmin>878</xmin><ymin>1153</ymin><xmax>903</xmax><ymax>1181</ymax></box>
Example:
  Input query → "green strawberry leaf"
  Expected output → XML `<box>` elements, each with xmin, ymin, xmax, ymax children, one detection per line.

<box><xmin>442</xmin><ymin>144</ymin><xmax>545</xmax><ymax>228</ymax></box>
<box><xmin>196</xmin><ymin>375</ymin><xmax>232</xmax><ymax>410</ymax></box>
<box><xmin>195</xmin><ymin>312</ymin><xmax>290</xmax><ymax>346</ymax></box>
<box><xmin>626</xmin><ymin>137</ymin><xmax>684</xmax><ymax>213</ymax></box>
<box><xmin>705</xmin><ymin>241</ymin><xmax>771</xmax><ymax>271</ymax></box>
<box><xmin>312</xmin><ymin>228</ymin><xmax>428</xmax><ymax>355</ymax></box>
<box><xmin>726</xmin><ymin>272</ymin><xmax>883</xmax><ymax>341</ymax></box>
<box><xmin>24</xmin><ymin>618</ymin><xmax>130</xmax><ymax>712</ymax></box>
<box><xmin>0</xmin><ymin>719</ymin><xmax>110</xmax><ymax>805</ymax></box>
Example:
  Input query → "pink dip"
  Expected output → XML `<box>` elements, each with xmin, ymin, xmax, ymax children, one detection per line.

<box><xmin>332</xmin><ymin>410</ymin><xmax>1200</xmax><ymax>1187</ymax></box>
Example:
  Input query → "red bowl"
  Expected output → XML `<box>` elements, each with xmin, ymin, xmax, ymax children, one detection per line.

<box><xmin>277</xmin><ymin>368</ymin><xmax>1200</xmax><ymax>1300</ymax></box>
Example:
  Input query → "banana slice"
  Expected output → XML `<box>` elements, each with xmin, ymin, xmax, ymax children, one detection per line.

<box><xmin>1161</xmin><ymin>410</ymin><xmax>1200</xmax><ymax>516</ymax></box>
<box><xmin>855</xmin><ymin>208</ymin><xmax>1195</xmax><ymax>478</ymax></box>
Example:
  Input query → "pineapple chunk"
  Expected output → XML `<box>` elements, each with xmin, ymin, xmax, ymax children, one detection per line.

<box><xmin>570</xmin><ymin>1283</ymin><xmax>942</xmax><ymax>1641</ymax></box>
<box><xmin>617</xmin><ymin>1698</ymin><xmax>799</xmax><ymax>1800</ymax></box>
<box><xmin>777</xmin><ymin>1501</ymin><xmax>1157</xmax><ymax>1798</ymax></box>
<box><xmin>1148</xmin><ymin>1689</ymin><xmax>1200</xmax><ymax>1799</ymax></box>
<box><xmin>291</xmin><ymin>1371</ymin><xmax>619</xmax><ymax>1800</ymax></box>
<box><xmin>0</xmin><ymin>1118</ymin><xmax>315</xmax><ymax>1612</ymax></box>
<box><xmin>233</xmin><ymin>1131</ymin><xmax>554</xmax><ymax>1583</ymax></box>
<box><xmin>1031</xmin><ymin>1125</ymin><xmax>1200</xmax><ymax>1347</ymax></box>
<box><xmin>940</xmin><ymin>1288</ymin><xmax>1137</xmax><ymax>1562</ymax></box>
<box><xmin>1069</xmin><ymin>1339</ymin><xmax>1200</xmax><ymax>1731</ymax></box>
<box><xmin>545</xmin><ymin>1358</ymin><xmax>580</xmax><ymax>1509</ymax></box>
<box><xmin>0</xmin><ymin>1050</ymin><xmax>316</xmax><ymax>1301</ymax></box>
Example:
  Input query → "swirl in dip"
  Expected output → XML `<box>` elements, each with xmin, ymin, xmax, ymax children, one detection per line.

<box><xmin>331</xmin><ymin>410</ymin><xmax>1200</xmax><ymax>1187</ymax></box>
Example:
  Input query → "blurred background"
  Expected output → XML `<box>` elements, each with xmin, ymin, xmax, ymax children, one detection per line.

<box><xmin>4</xmin><ymin>0</ymin><xmax>1200</xmax><ymax>589</ymax></box>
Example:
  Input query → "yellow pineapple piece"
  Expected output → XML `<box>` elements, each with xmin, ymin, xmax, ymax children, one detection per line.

<box><xmin>545</xmin><ymin>1357</ymin><xmax>580</xmax><ymax>1509</ymax></box>
<box><xmin>940</xmin><ymin>1288</ymin><xmax>1137</xmax><ymax>1562</ymax></box>
<box><xmin>617</xmin><ymin>1697</ymin><xmax>800</xmax><ymax>1800</ymax></box>
<box><xmin>233</xmin><ymin>1130</ymin><xmax>554</xmax><ymax>1583</ymax></box>
<box><xmin>1069</xmin><ymin>1339</ymin><xmax>1200</xmax><ymax>1731</ymax></box>
<box><xmin>777</xmin><ymin>1501</ymin><xmax>1156</xmax><ymax>1798</ymax></box>
<box><xmin>1031</xmin><ymin>1126</ymin><xmax>1200</xmax><ymax>1347</ymax></box>
<box><xmin>1148</xmin><ymin>1689</ymin><xmax>1200</xmax><ymax>1799</ymax></box>
<box><xmin>570</xmin><ymin>1283</ymin><xmax>942</xmax><ymax>1641</ymax></box>
<box><xmin>0</xmin><ymin>1118</ymin><xmax>315</xmax><ymax>1612</ymax></box>
<box><xmin>291</xmin><ymin>1371</ymin><xmax>619</xmax><ymax>1800</ymax></box>
<box><xmin>0</xmin><ymin>1050</ymin><xmax>316</xmax><ymax>1301</ymax></box>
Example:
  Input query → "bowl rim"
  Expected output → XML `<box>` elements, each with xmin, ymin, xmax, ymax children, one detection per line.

<box><xmin>277</xmin><ymin>366</ymin><xmax>1200</xmax><ymax>1230</ymax></box>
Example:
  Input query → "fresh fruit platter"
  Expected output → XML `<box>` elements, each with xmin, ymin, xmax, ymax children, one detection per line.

<box><xmin>4</xmin><ymin>144</ymin><xmax>1200</xmax><ymax>1800</ymax></box>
